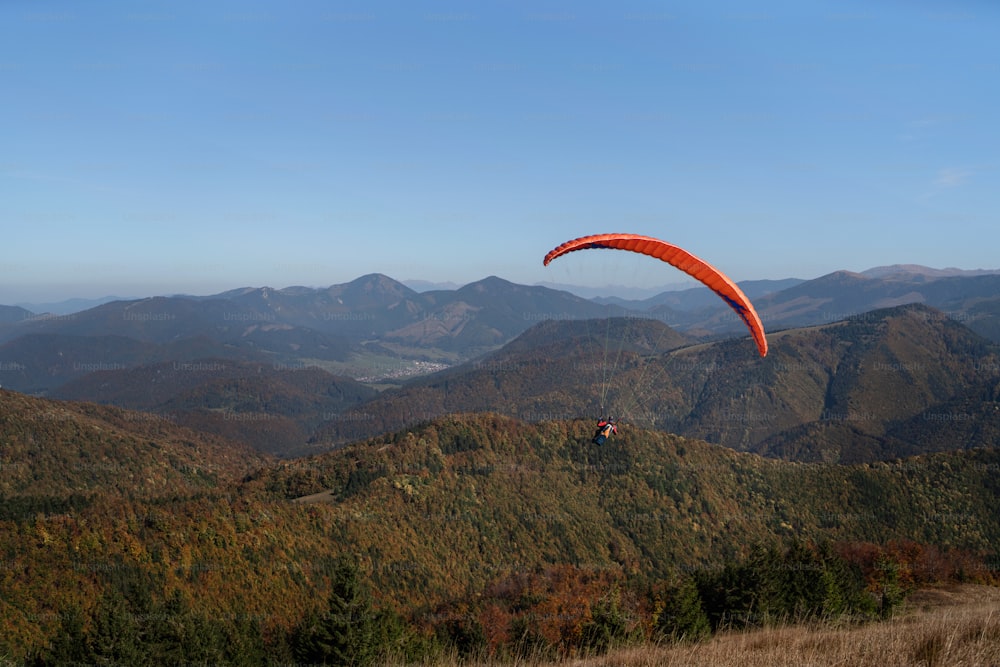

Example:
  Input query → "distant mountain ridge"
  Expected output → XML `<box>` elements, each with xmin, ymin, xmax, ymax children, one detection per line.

<box><xmin>8</xmin><ymin>263</ymin><xmax>998</xmax><ymax>316</ymax></box>
<box><xmin>5</xmin><ymin>267</ymin><xmax>1000</xmax><ymax>460</ymax></box>
<box><xmin>0</xmin><ymin>264</ymin><xmax>1000</xmax><ymax>342</ymax></box>
<box><xmin>0</xmin><ymin>275</ymin><xmax>625</xmax><ymax>396</ymax></box>
<box><xmin>12</xmin><ymin>296</ymin><xmax>138</xmax><ymax>316</ymax></box>
<box><xmin>593</xmin><ymin>277</ymin><xmax>805</xmax><ymax>315</ymax></box>
<box><xmin>0</xmin><ymin>305</ymin><xmax>34</xmax><ymax>325</ymax></box>
<box><xmin>861</xmin><ymin>264</ymin><xmax>1000</xmax><ymax>280</ymax></box>
<box><xmin>1</xmin><ymin>274</ymin><xmax>618</xmax><ymax>347</ymax></box>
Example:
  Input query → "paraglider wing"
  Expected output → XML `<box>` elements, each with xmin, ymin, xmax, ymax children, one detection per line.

<box><xmin>543</xmin><ymin>233</ymin><xmax>768</xmax><ymax>357</ymax></box>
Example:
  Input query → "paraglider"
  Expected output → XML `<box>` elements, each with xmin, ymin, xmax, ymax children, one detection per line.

<box><xmin>543</xmin><ymin>233</ymin><xmax>768</xmax><ymax>357</ymax></box>
<box><xmin>592</xmin><ymin>417</ymin><xmax>617</xmax><ymax>445</ymax></box>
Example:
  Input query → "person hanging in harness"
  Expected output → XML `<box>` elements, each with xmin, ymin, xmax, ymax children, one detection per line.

<box><xmin>592</xmin><ymin>417</ymin><xmax>618</xmax><ymax>445</ymax></box>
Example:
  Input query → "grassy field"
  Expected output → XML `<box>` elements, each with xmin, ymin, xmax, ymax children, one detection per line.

<box><xmin>414</xmin><ymin>585</ymin><xmax>1000</xmax><ymax>667</ymax></box>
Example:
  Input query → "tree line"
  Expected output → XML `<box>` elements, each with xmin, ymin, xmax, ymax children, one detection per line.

<box><xmin>27</xmin><ymin>538</ymin><xmax>997</xmax><ymax>665</ymax></box>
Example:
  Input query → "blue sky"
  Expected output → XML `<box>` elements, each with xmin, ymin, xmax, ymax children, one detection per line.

<box><xmin>2</xmin><ymin>0</ymin><xmax>998</xmax><ymax>302</ymax></box>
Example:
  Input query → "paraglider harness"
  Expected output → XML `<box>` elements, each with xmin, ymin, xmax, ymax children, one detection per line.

<box><xmin>592</xmin><ymin>417</ymin><xmax>618</xmax><ymax>445</ymax></box>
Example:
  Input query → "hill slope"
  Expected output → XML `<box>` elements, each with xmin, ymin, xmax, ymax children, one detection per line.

<box><xmin>311</xmin><ymin>304</ymin><xmax>1000</xmax><ymax>462</ymax></box>
<box><xmin>0</xmin><ymin>389</ymin><xmax>267</xmax><ymax>501</ymax></box>
<box><xmin>50</xmin><ymin>359</ymin><xmax>379</xmax><ymax>457</ymax></box>
<box><xmin>753</xmin><ymin>272</ymin><xmax>1000</xmax><ymax>343</ymax></box>
<box><xmin>3</xmin><ymin>407</ymin><xmax>1000</xmax><ymax>660</ymax></box>
<box><xmin>254</xmin><ymin>413</ymin><xmax>1000</xmax><ymax>585</ymax></box>
<box><xmin>311</xmin><ymin>317</ymin><xmax>694</xmax><ymax>448</ymax></box>
<box><xmin>0</xmin><ymin>332</ymin><xmax>272</xmax><ymax>394</ymax></box>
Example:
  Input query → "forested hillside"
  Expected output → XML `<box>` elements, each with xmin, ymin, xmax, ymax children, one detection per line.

<box><xmin>3</xmin><ymin>406</ymin><xmax>998</xmax><ymax>662</ymax></box>
<box><xmin>314</xmin><ymin>304</ymin><xmax>1000</xmax><ymax>463</ymax></box>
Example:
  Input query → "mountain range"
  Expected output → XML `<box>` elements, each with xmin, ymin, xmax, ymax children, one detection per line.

<box><xmin>3</xmin><ymin>266</ymin><xmax>1000</xmax><ymax>383</ymax></box>
<box><xmin>0</xmin><ymin>275</ymin><xmax>621</xmax><ymax>393</ymax></box>
<box><xmin>4</xmin><ymin>266</ymin><xmax>1000</xmax><ymax>461</ymax></box>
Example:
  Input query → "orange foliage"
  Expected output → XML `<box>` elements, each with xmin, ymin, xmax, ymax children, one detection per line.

<box><xmin>836</xmin><ymin>539</ymin><xmax>1000</xmax><ymax>591</ymax></box>
<box><xmin>477</xmin><ymin>564</ymin><xmax>627</xmax><ymax>656</ymax></box>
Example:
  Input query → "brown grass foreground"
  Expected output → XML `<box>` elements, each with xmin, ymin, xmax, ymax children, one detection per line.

<box><xmin>412</xmin><ymin>585</ymin><xmax>1000</xmax><ymax>667</ymax></box>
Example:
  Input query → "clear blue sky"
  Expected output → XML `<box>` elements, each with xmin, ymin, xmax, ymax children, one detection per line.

<box><xmin>2</xmin><ymin>0</ymin><xmax>998</xmax><ymax>302</ymax></box>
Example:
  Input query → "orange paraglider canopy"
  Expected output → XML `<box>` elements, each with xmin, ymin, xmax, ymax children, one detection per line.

<box><xmin>543</xmin><ymin>233</ymin><xmax>768</xmax><ymax>357</ymax></box>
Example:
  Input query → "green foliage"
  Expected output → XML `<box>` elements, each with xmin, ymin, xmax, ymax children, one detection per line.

<box><xmin>340</xmin><ymin>466</ymin><xmax>388</xmax><ymax>500</ymax></box>
<box><xmin>6</xmin><ymin>405</ymin><xmax>1000</xmax><ymax>662</ymax></box>
<box><xmin>874</xmin><ymin>555</ymin><xmax>905</xmax><ymax>618</ymax></box>
<box><xmin>579</xmin><ymin>587</ymin><xmax>641</xmax><ymax>654</ymax></box>
<box><xmin>29</xmin><ymin>604</ymin><xmax>92</xmax><ymax>666</ymax></box>
<box><xmin>293</xmin><ymin>556</ymin><xmax>378</xmax><ymax>666</ymax></box>
<box><xmin>438</xmin><ymin>421</ymin><xmax>486</xmax><ymax>455</ymax></box>
<box><xmin>435</xmin><ymin>615</ymin><xmax>487</xmax><ymax>659</ymax></box>
<box><xmin>0</xmin><ymin>493</ymin><xmax>92</xmax><ymax>522</ymax></box>
<box><xmin>87</xmin><ymin>590</ymin><xmax>146</xmax><ymax>665</ymax></box>
<box><xmin>27</xmin><ymin>588</ymin><xmax>271</xmax><ymax>666</ymax></box>
<box><xmin>371</xmin><ymin>609</ymin><xmax>441</xmax><ymax>665</ymax></box>
<box><xmin>655</xmin><ymin>576</ymin><xmax>711</xmax><ymax>643</ymax></box>
<box><xmin>696</xmin><ymin>539</ymin><xmax>880</xmax><ymax>630</ymax></box>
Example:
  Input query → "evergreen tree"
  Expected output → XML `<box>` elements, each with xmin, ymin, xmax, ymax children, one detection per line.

<box><xmin>580</xmin><ymin>588</ymin><xmax>638</xmax><ymax>653</ymax></box>
<box><xmin>294</xmin><ymin>556</ymin><xmax>377</xmax><ymax>666</ymax></box>
<box><xmin>218</xmin><ymin>610</ymin><xmax>271</xmax><ymax>665</ymax></box>
<box><xmin>143</xmin><ymin>589</ymin><xmax>193</xmax><ymax>664</ymax></box>
<box><xmin>29</xmin><ymin>604</ymin><xmax>95</xmax><ymax>667</ymax></box>
<box><xmin>696</xmin><ymin>559</ymin><xmax>758</xmax><ymax>630</ymax></box>
<box><xmin>655</xmin><ymin>576</ymin><xmax>710</xmax><ymax>643</ymax></box>
<box><xmin>875</xmin><ymin>555</ymin><xmax>905</xmax><ymax>619</ymax></box>
<box><xmin>435</xmin><ymin>615</ymin><xmax>486</xmax><ymax>660</ymax></box>
<box><xmin>371</xmin><ymin>609</ymin><xmax>439</xmax><ymax>665</ymax></box>
<box><xmin>772</xmin><ymin>540</ymin><xmax>828</xmax><ymax>621</ymax></box>
<box><xmin>89</xmin><ymin>590</ymin><xmax>145</xmax><ymax>666</ymax></box>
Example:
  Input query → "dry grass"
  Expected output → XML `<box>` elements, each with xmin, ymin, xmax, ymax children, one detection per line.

<box><xmin>408</xmin><ymin>585</ymin><xmax>1000</xmax><ymax>667</ymax></box>
<box><xmin>566</xmin><ymin>585</ymin><xmax>1000</xmax><ymax>667</ymax></box>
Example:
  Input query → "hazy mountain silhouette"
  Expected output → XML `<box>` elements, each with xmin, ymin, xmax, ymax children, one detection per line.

<box><xmin>861</xmin><ymin>264</ymin><xmax>1000</xmax><ymax>280</ymax></box>
<box><xmin>593</xmin><ymin>269</ymin><xmax>1000</xmax><ymax>346</ymax></box>
<box><xmin>0</xmin><ymin>275</ymin><xmax>630</xmax><ymax>403</ymax></box>
<box><xmin>13</xmin><ymin>296</ymin><xmax>137</xmax><ymax>316</ymax></box>
<box><xmin>594</xmin><ymin>278</ymin><xmax>804</xmax><ymax>312</ymax></box>
<box><xmin>0</xmin><ymin>305</ymin><xmax>34</xmax><ymax>325</ymax></box>
<box><xmin>755</xmin><ymin>272</ymin><xmax>1000</xmax><ymax>341</ymax></box>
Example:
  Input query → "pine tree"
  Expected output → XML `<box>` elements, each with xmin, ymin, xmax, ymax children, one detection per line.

<box><xmin>580</xmin><ymin>587</ymin><xmax>638</xmax><ymax>653</ymax></box>
<box><xmin>30</xmin><ymin>604</ymin><xmax>95</xmax><ymax>666</ymax></box>
<box><xmin>89</xmin><ymin>590</ymin><xmax>145</xmax><ymax>666</ymax></box>
<box><xmin>875</xmin><ymin>555</ymin><xmax>904</xmax><ymax>619</ymax></box>
<box><xmin>295</xmin><ymin>556</ymin><xmax>377</xmax><ymax>666</ymax></box>
<box><xmin>655</xmin><ymin>576</ymin><xmax>710</xmax><ymax>643</ymax></box>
